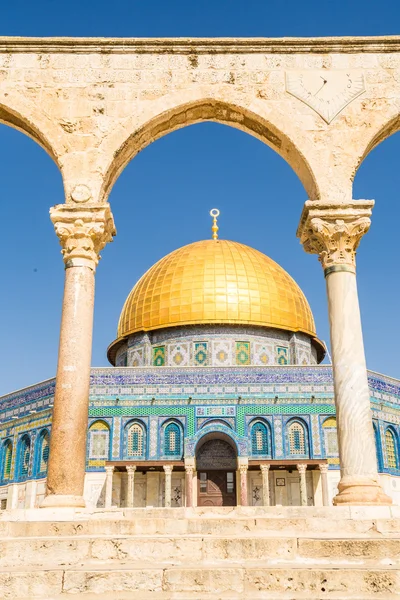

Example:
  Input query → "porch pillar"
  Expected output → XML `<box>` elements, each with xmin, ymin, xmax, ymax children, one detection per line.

<box><xmin>163</xmin><ymin>465</ymin><xmax>173</xmax><ymax>508</ymax></box>
<box><xmin>297</xmin><ymin>463</ymin><xmax>307</xmax><ymax>506</ymax></box>
<box><xmin>42</xmin><ymin>204</ymin><xmax>115</xmax><ymax>508</ymax></box>
<box><xmin>319</xmin><ymin>463</ymin><xmax>330</xmax><ymax>506</ymax></box>
<box><xmin>260</xmin><ymin>464</ymin><xmax>270</xmax><ymax>506</ymax></box>
<box><xmin>105</xmin><ymin>465</ymin><xmax>114</xmax><ymax>509</ymax></box>
<box><xmin>298</xmin><ymin>200</ymin><xmax>391</xmax><ymax>506</ymax></box>
<box><xmin>126</xmin><ymin>465</ymin><xmax>136</xmax><ymax>508</ymax></box>
<box><xmin>239</xmin><ymin>463</ymin><xmax>248</xmax><ymax>506</ymax></box>
<box><xmin>185</xmin><ymin>466</ymin><xmax>194</xmax><ymax>508</ymax></box>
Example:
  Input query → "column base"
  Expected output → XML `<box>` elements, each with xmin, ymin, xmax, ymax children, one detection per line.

<box><xmin>40</xmin><ymin>494</ymin><xmax>86</xmax><ymax>509</ymax></box>
<box><xmin>333</xmin><ymin>477</ymin><xmax>392</xmax><ymax>506</ymax></box>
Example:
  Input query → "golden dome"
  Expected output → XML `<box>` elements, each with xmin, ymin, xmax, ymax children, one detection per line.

<box><xmin>109</xmin><ymin>239</ymin><xmax>324</xmax><ymax>362</ymax></box>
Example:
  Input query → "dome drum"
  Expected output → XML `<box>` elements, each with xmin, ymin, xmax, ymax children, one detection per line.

<box><xmin>110</xmin><ymin>324</ymin><xmax>322</xmax><ymax>367</ymax></box>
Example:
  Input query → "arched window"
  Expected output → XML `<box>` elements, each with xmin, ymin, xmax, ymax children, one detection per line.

<box><xmin>17</xmin><ymin>435</ymin><xmax>30</xmax><ymax>480</ymax></box>
<box><xmin>2</xmin><ymin>440</ymin><xmax>12</xmax><ymax>481</ymax></box>
<box><xmin>37</xmin><ymin>430</ymin><xmax>50</xmax><ymax>476</ymax></box>
<box><xmin>288</xmin><ymin>421</ymin><xmax>306</xmax><ymax>456</ymax></box>
<box><xmin>251</xmin><ymin>422</ymin><xmax>269</xmax><ymax>455</ymax></box>
<box><xmin>385</xmin><ymin>429</ymin><xmax>398</xmax><ymax>469</ymax></box>
<box><xmin>88</xmin><ymin>421</ymin><xmax>110</xmax><ymax>460</ymax></box>
<box><xmin>322</xmin><ymin>417</ymin><xmax>339</xmax><ymax>456</ymax></box>
<box><xmin>164</xmin><ymin>423</ymin><xmax>181</xmax><ymax>457</ymax></box>
<box><xmin>127</xmin><ymin>423</ymin><xmax>145</xmax><ymax>457</ymax></box>
<box><xmin>373</xmin><ymin>422</ymin><xmax>383</xmax><ymax>471</ymax></box>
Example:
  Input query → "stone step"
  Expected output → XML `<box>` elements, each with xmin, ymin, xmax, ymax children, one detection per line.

<box><xmin>1</xmin><ymin>534</ymin><xmax>400</xmax><ymax>567</ymax></box>
<box><xmin>1</xmin><ymin>563</ymin><xmax>399</xmax><ymax>599</ymax></box>
<box><xmin>1</xmin><ymin>516</ymin><xmax>400</xmax><ymax>537</ymax></box>
<box><xmin>14</xmin><ymin>595</ymin><xmax>400</xmax><ymax>600</ymax></box>
<box><xmin>3</xmin><ymin>505</ymin><xmax>400</xmax><ymax>522</ymax></box>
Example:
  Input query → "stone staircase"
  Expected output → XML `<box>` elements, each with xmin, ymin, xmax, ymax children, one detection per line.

<box><xmin>1</xmin><ymin>506</ymin><xmax>400</xmax><ymax>599</ymax></box>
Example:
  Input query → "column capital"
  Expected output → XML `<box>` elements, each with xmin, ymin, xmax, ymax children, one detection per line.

<box><xmin>50</xmin><ymin>203</ymin><xmax>116</xmax><ymax>271</ymax></box>
<box><xmin>105</xmin><ymin>465</ymin><xmax>114</xmax><ymax>475</ymax></box>
<box><xmin>319</xmin><ymin>463</ymin><xmax>329</xmax><ymax>474</ymax></box>
<box><xmin>296</xmin><ymin>463</ymin><xmax>307</xmax><ymax>474</ymax></box>
<box><xmin>163</xmin><ymin>464</ymin><xmax>173</xmax><ymax>474</ymax></box>
<box><xmin>297</xmin><ymin>200</ymin><xmax>374</xmax><ymax>275</ymax></box>
<box><xmin>126</xmin><ymin>465</ymin><xmax>137</xmax><ymax>475</ymax></box>
<box><xmin>185</xmin><ymin>465</ymin><xmax>194</xmax><ymax>476</ymax></box>
<box><xmin>239</xmin><ymin>464</ymin><xmax>248</xmax><ymax>475</ymax></box>
<box><xmin>260</xmin><ymin>464</ymin><xmax>270</xmax><ymax>473</ymax></box>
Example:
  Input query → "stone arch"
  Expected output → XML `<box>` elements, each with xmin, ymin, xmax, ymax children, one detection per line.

<box><xmin>361</xmin><ymin>114</ymin><xmax>400</xmax><ymax>164</ymax></box>
<box><xmin>0</xmin><ymin>97</ymin><xmax>64</xmax><ymax>166</ymax></box>
<box><xmin>352</xmin><ymin>110</ymin><xmax>400</xmax><ymax>186</ymax></box>
<box><xmin>99</xmin><ymin>92</ymin><xmax>320</xmax><ymax>204</ymax></box>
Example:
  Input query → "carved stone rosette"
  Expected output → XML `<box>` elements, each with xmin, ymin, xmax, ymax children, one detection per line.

<box><xmin>50</xmin><ymin>204</ymin><xmax>116</xmax><ymax>270</ymax></box>
<box><xmin>297</xmin><ymin>200</ymin><xmax>374</xmax><ymax>276</ymax></box>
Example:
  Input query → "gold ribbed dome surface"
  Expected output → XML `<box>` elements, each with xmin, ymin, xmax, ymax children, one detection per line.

<box><xmin>116</xmin><ymin>239</ymin><xmax>317</xmax><ymax>339</ymax></box>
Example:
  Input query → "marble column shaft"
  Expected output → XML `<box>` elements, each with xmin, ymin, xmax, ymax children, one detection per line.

<box><xmin>105</xmin><ymin>466</ymin><xmax>114</xmax><ymax>509</ymax></box>
<box><xmin>297</xmin><ymin>463</ymin><xmax>307</xmax><ymax>506</ymax></box>
<box><xmin>239</xmin><ymin>465</ymin><xmax>248</xmax><ymax>506</ymax></box>
<box><xmin>185</xmin><ymin>466</ymin><xmax>194</xmax><ymax>508</ymax></box>
<box><xmin>319</xmin><ymin>463</ymin><xmax>330</xmax><ymax>507</ymax></box>
<box><xmin>260</xmin><ymin>464</ymin><xmax>270</xmax><ymax>506</ymax></box>
<box><xmin>126</xmin><ymin>466</ymin><xmax>136</xmax><ymax>508</ymax></box>
<box><xmin>42</xmin><ymin>204</ymin><xmax>115</xmax><ymax>508</ymax></box>
<box><xmin>164</xmin><ymin>465</ymin><xmax>173</xmax><ymax>508</ymax></box>
<box><xmin>297</xmin><ymin>200</ymin><xmax>391</xmax><ymax>506</ymax></box>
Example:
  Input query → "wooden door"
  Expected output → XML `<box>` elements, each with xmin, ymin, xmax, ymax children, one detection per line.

<box><xmin>197</xmin><ymin>471</ymin><xmax>236</xmax><ymax>506</ymax></box>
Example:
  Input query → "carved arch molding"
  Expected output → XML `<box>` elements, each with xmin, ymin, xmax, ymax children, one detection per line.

<box><xmin>1</xmin><ymin>36</ymin><xmax>400</xmax><ymax>203</ymax></box>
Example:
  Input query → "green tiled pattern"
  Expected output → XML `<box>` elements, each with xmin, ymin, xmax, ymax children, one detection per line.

<box><xmin>89</xmin><ymin>405</ymin><xmax>196</xmax><ymax>436</ymax></box>
<box><xmin>236</xmin><ymin>404</ymin><xmax>336</xmax><ymax>436</ymax></box>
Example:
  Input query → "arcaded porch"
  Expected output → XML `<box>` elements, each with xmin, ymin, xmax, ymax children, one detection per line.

<box><xmin>100</xmin><ymin>459</ymin><xmax>331</xmax><ymax>509</ymax></box>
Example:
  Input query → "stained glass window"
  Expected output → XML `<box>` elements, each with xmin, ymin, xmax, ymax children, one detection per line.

<box><xmin>89</xmin><ymin>421</ymin><xmax>110</xmax><ymax>459</ymax></box>
<box><xmin>251</xmin><ymin>422</ymin><xmax>268</xmax><ymax>455</ymax></box>
<box><xmin>39</xmin><ymin>431</ymin><xmax>50</xmax><ymax>474</ymax></box>
<box><xmin>127</xmin><ymin>423</ymin><xmax>144</xmax><ymax>457</ymax></box>
<box><xmin>385</xmin><ymin>429</ymin><xmax>397</xmax><ymax>469</ymax></box>
<box><xmin>322</xmin><ymin>417</ymin><xmax>338</xmax><ymax>455</ymax></box>
<box><xmin>18</xmin><ymin>436</ymin><xmax>30</xmax><ymax>479</ymax></box>
<box><xmin>3</xmin><ymin>441</ymin><xmax>12</xmax><ymax>480</ymax></box>
<box><xmin>165</xmin><ymin>423</ymin><xmax>181</xmax><ymax>456</ymax></box>
<box><xmin>288</xmin><ymin>422</ymin><xmax>306</xmax><ymax>455</ymax></box>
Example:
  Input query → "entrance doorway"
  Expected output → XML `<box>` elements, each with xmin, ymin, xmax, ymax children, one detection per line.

<box><xmin>195</xmin><ymin>437</ymin><xmax>237</xmax><ymax>507</ymax></box>
<box><xmin>198</xmin><ymin>471</ymin><xmax>236</xmax><ymax>506</ymax></box>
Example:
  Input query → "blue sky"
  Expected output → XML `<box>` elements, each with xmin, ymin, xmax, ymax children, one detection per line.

<box><xmin>1</xmin><ymin>0</ymin><xmax>400</xmax><ymax>394</ymax></box>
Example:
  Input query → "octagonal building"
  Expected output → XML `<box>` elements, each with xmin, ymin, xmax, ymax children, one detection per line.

<box><xmin>0</xmin><ymin>221</ymin><xmax>399</xmax><ymax>509</ymax></box>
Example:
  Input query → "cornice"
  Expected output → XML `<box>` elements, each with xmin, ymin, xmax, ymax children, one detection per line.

<box><xmin>0</xmin><ymin>36</ymin><xmax>400</xmax><ymax>54</ymax></box>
